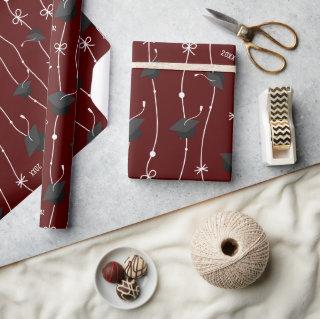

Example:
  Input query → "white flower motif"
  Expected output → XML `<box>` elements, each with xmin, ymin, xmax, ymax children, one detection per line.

<box><xmin>54</xmin><ymin>42</ymin><xmax>67</xmax><ymax>55</ymax></box>
<box><xmin>79</xmin><ymin>36</ymin><xmax>95</xmax><ymax>52</ymax></box>
<box><xmin>194</xmin><ymin>164</ymin><xmax>208</xmax><ymax>175</ymax></box>
<box><xmin>15</xmin><ymin>174</ymin><xmax>29</xmax><ymax>189</ymax></box>
<box><xmin>182</xmin><ymin>43</ymin><xmax>197</xmax><ymax>55</ymax></box>
<box><xmin>40</xmin><ymin>4</ymin><xmax>53</xmax><ymax>20</ymax></box>
<box><xmin>12</xmin><ymin>8</ymin><xmax>28</xmax><ymax>25</ymax></box>
<box><xmin>228</xmin><ymin>112</ymin><xmax>234</xmax><ymax>121</ymax></box>
<box><xmin>79</xmin><ymin>37</ymin><xmax>97</xmax><ymax>62</ymax></box>
<box><xmin>140</xmin><ymin>170</ymin><xmax>157</xmax><ymax>179</ymax></box>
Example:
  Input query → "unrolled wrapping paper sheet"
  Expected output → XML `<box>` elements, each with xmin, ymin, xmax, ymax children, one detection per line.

<box><xmin>0</xmin><ymin>0</ymin><xmax>110</xmax><ymax>228</ymax></box>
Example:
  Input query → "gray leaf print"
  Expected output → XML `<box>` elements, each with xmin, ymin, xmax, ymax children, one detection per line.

<box><xmin>129</xmin><ymin>118</ymin><xmax>144</xmax><ymax>142</ymax></box>
<box><xmin>25</xmin><ymin>125</ymin><xmax>44</xmax><ymax>157</ymax></box>
<box><xmin>87</xmin><ymin>122</ymin><xmax>103</xmax><ymax>143</ymax></box>
<box><xmin>170</xmin><ymin>118</ymin><xmax>199</xmax><ymax>139</ymax></box>
<box><xmin>55</xmin><ymin>0</ymin><xmax>77</xmax><ymax>21</ymax></box>
<box><xmin>141</xmin><ymin>69</ymin><xmax>160</xmax><ymax>79</ymax></box>
<box><xmin>14</xmin><ymin>81</ymin><xmax>32</xmax><ymax>98</ymax></box>
<box><xmin>207</xmin><ymin>72</ymin><xmax>224</xmax><ymax>90</ymax></box>
<box><xmin>27</xmin><ymin>29</ymin><xmax>45</xmax><ymax>42</ymax></box>
<box><xmin>43</xmin><ymin>182</ymin><xmax>65</xmax><ymax>204</ymax></box>
<box><xmin>220</xmin><ymin>153</ymin><xmax>232</xmax><ymax>172</ymax></box>
<box><xmin>48</xmin><ymin>91</ymin><xmax>75</xmax><ymax>115</ymax></box>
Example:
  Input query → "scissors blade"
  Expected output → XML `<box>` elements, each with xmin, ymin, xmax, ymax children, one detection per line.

<box><xmin>205</xmin><ymin>9</ymin><xmax>241</xmax><ymax>35</ymax></box>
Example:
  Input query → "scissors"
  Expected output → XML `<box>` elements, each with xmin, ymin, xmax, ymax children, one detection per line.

<box><xmin>205</xmin><ymin>9</ymin><xmax>298</xmax><ymax>74</ymax></box>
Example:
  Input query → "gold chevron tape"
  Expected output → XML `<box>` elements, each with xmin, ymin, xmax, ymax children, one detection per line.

<box><xmin>268</xmin><ymin>87</ymin><xmax>291</xmax><ymax>151</ymax></box>
<box><xmin>270</xmin><ymin>120</ymin><xmax>291</xmax><ymax>151</ymax></box>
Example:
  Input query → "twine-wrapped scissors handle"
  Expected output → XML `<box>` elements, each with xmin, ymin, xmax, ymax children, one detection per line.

<box><xmin>237</xmin><ymin>21</ymin><xmax>298</xmax><ymax>74</ymax></box>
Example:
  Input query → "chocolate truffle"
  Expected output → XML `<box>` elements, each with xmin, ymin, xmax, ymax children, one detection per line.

<box><xmin>124</xmin><ymin>254</ymin><xmax>148</xmax><ymax>279</ymax></box>
<box><xmin>102</xmin><ymin>261</ymin><xmax>125</xmax><ymax>284</ymax></box>
<box><xmin>116</xmin><ymin>278</ymin><xmax>140</xmax><ymax>301</ymax></box>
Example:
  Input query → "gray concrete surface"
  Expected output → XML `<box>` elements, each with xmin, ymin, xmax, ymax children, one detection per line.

<box><xmin>0</xmin><ymin>0</ymin><xmax>319</xmax><ymax>266</ymax></box>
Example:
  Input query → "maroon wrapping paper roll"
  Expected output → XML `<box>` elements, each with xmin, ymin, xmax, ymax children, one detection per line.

<box><xmin>40</xmin><ymin>0</ymin><xmax>82</xmax><ymax>229</ymax></box>
<box><xmin>128</xmin><ymin>41</ymin><xmax>236</xmax><ymax>181</ymax></box>
<box><xmin>0</xmin><ymin>0</ymin><xmax>110</xmax><ymax>224</ymax></box>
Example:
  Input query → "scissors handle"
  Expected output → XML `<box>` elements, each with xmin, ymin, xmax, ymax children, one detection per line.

<box><xmin>237</xmin><ymin>21</ymin><xmax>298</xmax><ymax>74</ymax></box>
<box><xmin>244</xmin><ymin>42</ymin><xmax>287</xmax><ymax>74</ymax></box>
<box><xmin>249</xmin><ymin>21</ymin><xmax>299</xmax><ymax>50</ymax></box>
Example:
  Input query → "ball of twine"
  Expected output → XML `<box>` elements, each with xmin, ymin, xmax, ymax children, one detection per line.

<box><xmin>191</xmin><ymin>211</ymin><xmax>269</xmax><ymax>289</ymax></box>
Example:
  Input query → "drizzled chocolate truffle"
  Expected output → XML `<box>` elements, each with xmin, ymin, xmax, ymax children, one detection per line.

<box><xmin>116</xmin><ymin>278</ymin><xmax>140</xmax><ymax>301</ymax></box>
<box><xmin>124</xmin><ymin>254</ymin><xmax>148</xmax><ymax>279</ymax></box>
<box><xmin>102</xmin><ymin>261</ymin><xmax>125</xmax><ymax>284</ymax></box>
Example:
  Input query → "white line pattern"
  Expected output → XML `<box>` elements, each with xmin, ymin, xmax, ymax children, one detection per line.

<box><xmin>5</xmin><ymin>1</ymin><xmax>50</xmax><ymax>59</ymax></box>
<box><xmin>0</xmin><ymin>144</ymin><xmax>33</xmax><ymax>192</ymax></box>
<box><xmin>0</xmin><ymin>106</ymin><xmax>27</xmax><ymax>137</ymax></box>
<box><xmin>197</xmin><ymin>44</ymin><xmax>217</xmax><ymax>181</ymax></box>
<box><xmin>0</xmin><ymin>34</ymin><xmax>48</xmax><ymax>91</ymax></box>
<box><xmin>178</xmin><ymin>43</ymin><xmax>197</xmax><ymax>180</ymax></box>
<box><xmin>0</xmin><ymin>57</ymin><xmax>47</xmax><ymax>109</ymax></box>
<box><xmin>140</xmin><ymin>42</ymin><xmax>159</xmax><ymax>179</ymax></box>
<box><xmin>0</xmin><ymin>187</ymin><xmax>11</xmax><ymax>212</ymax></box>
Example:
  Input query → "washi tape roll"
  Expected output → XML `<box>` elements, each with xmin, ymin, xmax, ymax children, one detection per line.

<box><xmin>269</xmin><ymin>87</ymin><xmax>291</xmax><ymax>151</ymax></box>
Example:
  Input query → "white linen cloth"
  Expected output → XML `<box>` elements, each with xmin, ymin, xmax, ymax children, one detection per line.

<box><xmin>0</xmin><ymin>165</ymin><xmax>320</xmax><ymax>319</ymax></box>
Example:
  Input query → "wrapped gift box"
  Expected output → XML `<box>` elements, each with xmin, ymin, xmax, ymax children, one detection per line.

<box><xmin>128</xmin><ymin>41</ymin><xmax>236</xmax><ymax>181</ymax></box>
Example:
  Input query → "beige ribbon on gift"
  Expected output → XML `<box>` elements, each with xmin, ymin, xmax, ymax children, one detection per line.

<box><xmin>132</xmin><ymin>62</ymin><xmax>236</xmax><ymax>73</ymax></box>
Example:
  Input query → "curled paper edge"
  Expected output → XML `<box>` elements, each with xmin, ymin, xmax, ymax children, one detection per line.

<box><xmin>91</xmin><ymin>50</ymin><xmax>111</xmax><ymax>119</ymax></box>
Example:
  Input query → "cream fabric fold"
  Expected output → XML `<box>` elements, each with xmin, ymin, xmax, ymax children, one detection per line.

<box><xmin>132</xmin><ymin>62</ymin><xmax>236</xmax><ymax>73</ymax></box>
<box><xmin>0</xmin><ymin>165</ymin><xmax>320</xmax><ymax>318</ymax></box>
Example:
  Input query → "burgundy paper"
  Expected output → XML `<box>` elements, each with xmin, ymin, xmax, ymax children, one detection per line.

<box><xmin>40</xmin><ymin>0</ymin><xmax>82</xmax><ymax>229</ymax></box>
<box><xmin>128</xmin><ymin>41</ymin><xmax>236</xmax><ymax>181</ymax></box>
<box><xmin>0</xmin><ymin>0</ymin><xmax>110</xmax><ymax>227</ymax></box>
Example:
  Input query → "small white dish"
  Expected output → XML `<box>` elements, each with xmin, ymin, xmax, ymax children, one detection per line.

<box><xmin>95</xmin><ymin>247</ymin><xmax>158</xmax><ymax>310</ymax></box>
